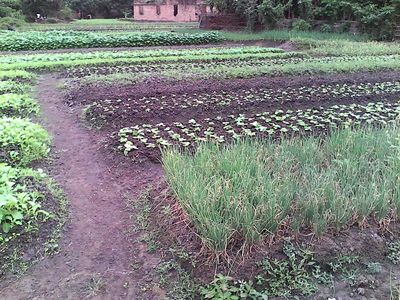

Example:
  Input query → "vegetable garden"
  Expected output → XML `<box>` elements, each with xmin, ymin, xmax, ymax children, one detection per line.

<box><xmin>0</xmin><ymin>23</ymin><xmax>400</xmax><ymax>300</ymax></box>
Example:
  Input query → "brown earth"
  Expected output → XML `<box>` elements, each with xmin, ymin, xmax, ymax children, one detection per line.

<box><xmin>66</xmin><ymin>70</ymin><xmax>400</xmax><ymax>108</ymax></box>
<box><xmin>0</xmin><ymin>74</ymin><xmax>164</xmax><ymax>300</ymax></box>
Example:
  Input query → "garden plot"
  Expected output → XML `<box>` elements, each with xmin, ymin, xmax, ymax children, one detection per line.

<box><xmin>1</xmin><ymin>31</ymin><xmax>400</xmax><ymax>299</ymax></box>
<box><xmin>118</xmin><ymin>102</ymin><xmax>400</xmax><ymax>159</ymax></box>
<box><xmin>84</xmin><ymin>80</ymin><xmax>400</xmax><ymax>128</ymax></box>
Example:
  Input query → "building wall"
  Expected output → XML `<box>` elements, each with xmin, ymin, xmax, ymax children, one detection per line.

<box><xmin>133</xmin><ymin>1</ymin><xmax>207</xmax><ymax>22</ymax></box>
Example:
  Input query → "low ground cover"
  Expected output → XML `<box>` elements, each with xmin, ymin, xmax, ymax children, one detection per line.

<box><xmin>118</xmin><ymin>101</ymin><xmax>400</xmax><ymax>159</ymax></box>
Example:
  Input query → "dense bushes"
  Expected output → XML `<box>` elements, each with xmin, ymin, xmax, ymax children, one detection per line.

<box><xmin>0</xmin><ymin>117</ymin><xmax>50</xmax><ymax>166</ymax></box>
<box><xmin>0</xmin><ymin>31</ymin><xmax>223</xmax><ymax>51</ymax></box>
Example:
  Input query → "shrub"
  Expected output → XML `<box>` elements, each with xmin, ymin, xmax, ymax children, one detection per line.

<box><xmin>338</xmin><ymin>22</ymin><xmax>351</xmax><ymax>33</ymax></box>
<box><xmin>320</xmin><ymin>23</ymin><xmax>333</xmax><ymax>33</ymax></box>
<box><xmin>0</xmin><ymin>16</ymin><xmax>26</xmax><ymax>30</ymax></box>
<box><xmin>58</xmin><ymin>6</ymin><xmax>74</xmax><ymax>21</ymax></box>
<box><xmin>0</xmin><ymin>117</ymin><xmax>50</xmax><ymax>166</ymax></box>
<box><xmin>0</xmin><ymin>94</ymin><xmax>39</xmax><ymax>117</ymax></box>
<box><xmin>0</xmin><ymin>163</ymin><xmax>48</xmax><ymax>237</ymax></box>
<box><xmin>292</xmin><ymin>19</ymin><xmax>312</xmax><ymax>31</ymax></box>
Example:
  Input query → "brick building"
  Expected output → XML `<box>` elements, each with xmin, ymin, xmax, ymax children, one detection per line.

<box><xmin>133</xmin><ymin>0</ymin><xmax>209</xmax><ymax>22</ymax></box>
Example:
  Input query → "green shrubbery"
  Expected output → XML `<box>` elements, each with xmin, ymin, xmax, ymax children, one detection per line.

<box><xmin>292</xmin><ymin>19</ymin><xmax>312</xmax><ymax>31</ymax></box>
<box><xmin>0</xmin><ymin>94</ymin><xmax>39</xmax><ymax>117</ymax></box>
<box><xmin>0</xmin><ymin>31</ymin><xmax>223</xmax><ymax>51</ymax></box>
<box><xmin>0</xmin><ymin>117</ymin><xmax>50</xmax><ymax>166</ymax></box>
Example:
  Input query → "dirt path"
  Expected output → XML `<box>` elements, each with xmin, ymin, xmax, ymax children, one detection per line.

<box><xmin>0</xmin><ymin>74</ymin><xmax>164</xmax><ymax>299</ymax></box>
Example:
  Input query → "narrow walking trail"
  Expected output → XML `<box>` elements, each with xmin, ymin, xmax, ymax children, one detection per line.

<box><xmin>0</xmin><ymin>74</ymin><xmax>163</xmax><ymax>299</ymax></box>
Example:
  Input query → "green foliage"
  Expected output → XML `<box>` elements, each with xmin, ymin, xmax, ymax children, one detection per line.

<box><xmin>201</xmin><ymin>241</ymin><xmax>331</xmax><ymax>299</ymax></box>
<box><xmin>201</xmin><ymin>274</ymin><xmax>263</xmax><ymax>299</ymax></box>
<box><xmin>320</xmin><ymin>23</ymin><xmax>333</xmax><ymax>33</ymax></box>
<box><xmin>0</xmin><ymin>17</ymin><xmax>26</xmax><ymax>30</ymax></box>
<box><xmin>0</xmin><ymin>81</ymin><xmax>29</xmax><ymax>94</ymax></box>
<box><xmin>0</xmin><ymin>30</ymin><xmax>223</xmax><ymax>51</ymax></box>
<box><xmin>0</xmin><ymin>117</ymin><xmax>50</xmax><ymax>166</ymax></box>
<box><xmin>0</xmin><ymin>94</ymin><xmax>39</xmax><ymax>118</ymax></box>
<box><xmin>0</xmin><ymin>0</ymin><xmax>22</xmax><ymax>18</ymax></box>
<box><xmin>162</xmin><ymin>126</ymin><xmax>400</xmax><ymax>254</ymax></box>
<box><xmin>388</xmin><ymin>241</ymin><xmax>400</xmax><ymax>264</ymax></box>
<box><xmin>66</xmin><ymin>0</ymin><xmax>132</xmax><ymax>18</ymax></box>
<box><xmin>292</xmin><ymin>19</ymin><xmax>312</xmax><ymax>31</ymax></box>
<box><xmin>256</xmin><ymin>241</ymin><xmax>331</xmax><ymax>297</ymax></box>
<box><xmin>0</xmin><ymin>70</ymin><xmax>36</xmax><ymax>81</ymax></box>
<box><xmin>0</xmin><ymin>163</ymin><xmax>48</xmax><ymax>238</ymax></box>
<box><xmin>258</xmin><ymin>0</ymin><xmax>292</xmax><ymax>28</ymax></box>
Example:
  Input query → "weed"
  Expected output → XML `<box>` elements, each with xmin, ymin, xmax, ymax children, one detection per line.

<box><xmin>156</xmin><ymin>260</ymin><xmax>198</xmax><ymax>300</ymax></box>
<box><xmin>366</xmin><ymin>262</ymin><xmax>382</xmax><ymax>274</ymax></box>
<box><xmin>388</xmin><ymin>241</ymin><xmax>400</xmax><ymax>264</ymax></box>
<box><xmin>86</xmin><ymin>274</ymin><xmax>105</xmax><ymax>297</ymax></box>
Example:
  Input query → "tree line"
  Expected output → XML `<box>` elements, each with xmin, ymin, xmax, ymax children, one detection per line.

<box><xmin>0</xmin><ymin>0</ymin><xmax>132</xmax><ymax>21</ymax></box>
<box><xmin>207</xmin><ymin>0</ymin><xmax>400</xmax><ymax>39</ymax></box>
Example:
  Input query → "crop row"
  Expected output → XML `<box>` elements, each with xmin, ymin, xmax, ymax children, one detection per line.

<box><xmin>118</xmin><ymin>101</ymin><xmax>400</xmax><ymax>156</ymax></box>
<box><xmin>0</xmin><ymin>75</ymin><xmax>56</xmax><ymax>249</ymax></box>
<box><xmin>66</xmin><ymin>54</ymin><xmax>400</xmax><ymax>82</ymax></box>
<box><xmin>0</xmin><ymin>70</ymin><xmax>36</xmax><ymax>81</ymax></box>
<box><xmin>0</xmin><ymin>80</ymin><xmax>30</xmax><ymax>94</ymax></box>
<box><xmin>22</xmin><ymin>22</ymin><xmax>198</xmax><ymax>32</ymax></box>
<box><xmin>0</xmin><ymin>48</ymin><xmax>293</xmax><ymax>72</ymax></box>
<box><xmin>0</xmin><ymin>46</ymin><xmax>282</xmax><ymax>65</ymax></box>
<box><xmin>0</xmin><ymin>31</ymin><xmax>222</xmax><ymax>51</ymax></box>
<box><xmin>87</xmin><ymin>81</ymin><xmax>400</xmax><ymax>121</ymax></box>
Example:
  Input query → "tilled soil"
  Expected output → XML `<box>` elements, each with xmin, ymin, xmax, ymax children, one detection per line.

<box><xmin>66</xmin><ymin>70</ymin><xmax>400</xmax><ymax>109</ymax></box>
<box><xmin>0</xmin><ymin>74</ymin><xmax>164</xmax><ymax>300</ymax></box>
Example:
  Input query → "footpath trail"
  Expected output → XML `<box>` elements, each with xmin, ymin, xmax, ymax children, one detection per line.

<box><xmin>0</xmin><ymin>74</ymin><xmax>163</xmax><ymax>299</ymax></box>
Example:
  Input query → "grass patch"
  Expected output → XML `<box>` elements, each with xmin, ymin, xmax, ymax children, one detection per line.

<box><xmin>162</xmin><ymin>126</ymin><xmax>400</xmax><ymax>256</ymax></box>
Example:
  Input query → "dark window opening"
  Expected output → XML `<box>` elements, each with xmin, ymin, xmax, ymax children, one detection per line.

<box><xmin>156</xmin><ymin>5</ymin><xmax>161</xmax><ymax>15</ymax></box>
<box><xmin>173</xmin><ymin>5</ymin><xmax>178</xmax><ymax>16</ymax></box>
<box><xmin>139</xmin><ymin>6</ymin><xmax>144</xmax><ymax>15</ymax></box>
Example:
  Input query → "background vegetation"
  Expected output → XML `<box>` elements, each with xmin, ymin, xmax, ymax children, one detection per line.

<box><xmin>207</xmin><ymin>0</ymin><xmax>400</xmax><ymax>40</ymax></box>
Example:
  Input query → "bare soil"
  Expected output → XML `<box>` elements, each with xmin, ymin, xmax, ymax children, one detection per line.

<box><xmin>0</xmin><ymin>74</ymin><xmax>164</xmax><ymax>299</ymax></box>
<box><xmin>66</xmin><ymin>70</ymin><xmax>400</xmax><ymax>109</ymax></box>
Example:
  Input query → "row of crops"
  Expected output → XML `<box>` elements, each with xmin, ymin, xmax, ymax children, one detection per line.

<box><xmin>22</xmin><ymin>20</ymin><xmax>199</xmax><ymax>32</ymax></box>
<box><xmin>0</xmin><ymin>31</ymin><xmax>222</xmax><ymax>51</ymax></box>
<box><xmin>0</xmin><ymin>69</ymin><xmax>63</xmax><ymax>274</ymax></box>
<box><xmin>85</xmin><ymin>80</ymin><xmax>400</xmax><ymax>124</ymax></box>
<box><xmin>61</xmin><ymin>54</ymin><xmax>400</xmax><ymax>85</ymax></box>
